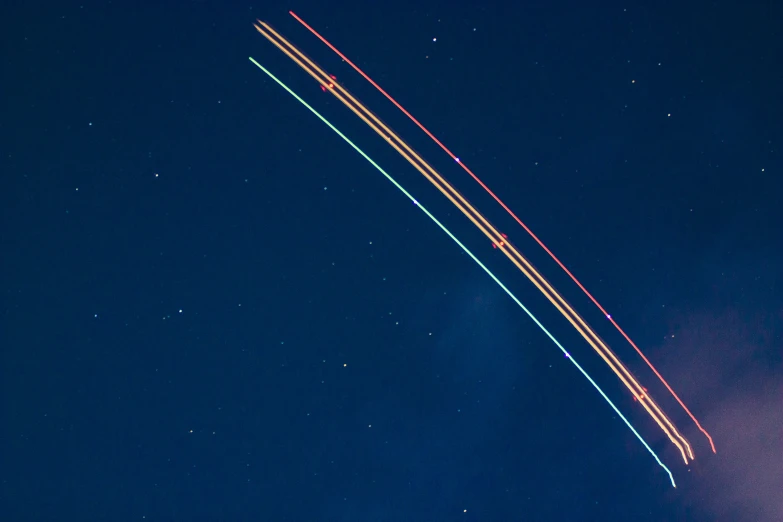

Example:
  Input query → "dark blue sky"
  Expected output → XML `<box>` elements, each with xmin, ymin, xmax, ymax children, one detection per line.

<box><xmin>2</xmin><ymin>1</ymin><xmax>781</xmax><ymax>520</ymax></box>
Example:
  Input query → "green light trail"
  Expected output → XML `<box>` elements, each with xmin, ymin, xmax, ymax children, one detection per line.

<box><xmin>249</xmin><ymin>56</ymin><xmax>675</xmax><ymax>488</ymax></box>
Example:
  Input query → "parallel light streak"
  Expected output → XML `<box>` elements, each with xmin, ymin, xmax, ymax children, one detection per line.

<box><xmin>253</xmin><ymin>20</ymin><xmax>693</xmax><ymax>465</ymax></box>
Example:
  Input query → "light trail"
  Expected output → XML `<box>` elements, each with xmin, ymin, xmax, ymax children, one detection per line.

<box><xmin>248</xmin><ymin>55</ymin><xmax>677</xmax><ymax>488</ymax></box>
<box><xmin>288</xmin><ymin>9</ymin><xmax>715</xmax><ymax>456</ymax></box>
<box><xmin>253</xmin><ymin>20</ymin><xmax>691</xmax><ymax>464</ymax></box>
<box><xmin>253</xmin><ymin>20</ymin><xmax>693</xmax><ymax>464</ymax></box>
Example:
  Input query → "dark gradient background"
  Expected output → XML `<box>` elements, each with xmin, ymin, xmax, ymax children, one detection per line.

<box><xmin>2</xmin><ymin>1</ymin><xmax>781</xmax><ymax>520</ymax></box>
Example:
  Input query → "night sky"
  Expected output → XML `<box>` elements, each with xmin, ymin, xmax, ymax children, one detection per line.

<box><xmin>2</xmin><ymin>1</ymin><xmax>781</xmax><ymax>521</ymax></box>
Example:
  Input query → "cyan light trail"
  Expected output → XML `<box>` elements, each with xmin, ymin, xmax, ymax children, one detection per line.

<box><xmin>249</xmin><ymin>56</ymin><xmax>676</xmax><ymax>488</ymax></box>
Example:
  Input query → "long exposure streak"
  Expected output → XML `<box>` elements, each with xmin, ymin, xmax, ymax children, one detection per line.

<box><xmin>253</xmin><ymin>20</ymin><xmax>694</xmax><ymax>465</ymax></box>
<box><xmin>248</xmin><ymin>56</ymin><xmax>676</xmax><ymax>487</ymax></box>
<box><xmin>288</xmin><ymin>10</ymin><xmax>715</xmax><ymax>456</ymax></box>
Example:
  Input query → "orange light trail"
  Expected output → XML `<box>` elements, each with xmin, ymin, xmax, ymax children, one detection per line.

<box><xmin>253</xmin><ymin>20</ymin><xmax>693</xmax><ymax>464</ymax></box>
<box><xmin>288</xmin><ymin>10</ymin><xmax>716</xmax><ymax>455</ymax></box>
